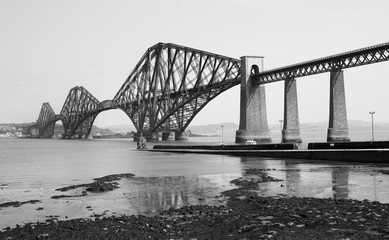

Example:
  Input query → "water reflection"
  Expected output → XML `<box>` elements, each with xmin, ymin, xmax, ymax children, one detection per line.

<box><xmin>332</xmin><ymin>167</ymin><xmax>349</xmax><ymax>199</ymax></box>
<box><xmin>119</xmin><ymin>174</ymin><xmax>236</xmax><ymax>214</ymax></box>
<box><xmin>283</xmin><ymin>161</ymin><xmax>301</xmax><ymax>196</ymax></box>
<box><xmin>235</xmin><ymin>157</ymin><xmax>389</xmax><ymax>203</ymax></box>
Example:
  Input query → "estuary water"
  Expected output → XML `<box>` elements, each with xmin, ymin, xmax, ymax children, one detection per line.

<box><xmin>1</xmin><ymin>135</ymin><xmax>389</xmax><ymax>230</ymax></box>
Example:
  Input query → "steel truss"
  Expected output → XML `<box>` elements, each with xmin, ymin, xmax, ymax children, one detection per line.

<box><xmin>60</xmin><ymin>86</ymin><xmax>115</xmax><ymax>138</ymax></box>
<box><xmin>114</xmin><ymin>43</ymin><xmax>241</xmax><ymax>132</ymax></box>
<box><xmin>252</xmin><ymin>42</ymin><xmax>389</xmax><ymax>83</ymax></box>
<box><xmin>36</xmin><ymin>102</ymin><xmax>59</xmax><ymax>138</ymax></box>
<box><xmin>35</xmin><ymin>41</ymin><xmax>389</xmax><ymax>138</ymax></box>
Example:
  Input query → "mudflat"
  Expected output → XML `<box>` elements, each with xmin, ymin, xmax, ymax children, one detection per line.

<box><xmin>1</xmin><ymin>169</ymin><xmax>389</xmax><ymax>239</ymax></box>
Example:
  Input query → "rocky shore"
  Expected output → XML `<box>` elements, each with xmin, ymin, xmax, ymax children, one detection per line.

<box><xmin>1</xmin><ymin>169</ymin><xmax>389</xmax><ymax>239</ymax></box>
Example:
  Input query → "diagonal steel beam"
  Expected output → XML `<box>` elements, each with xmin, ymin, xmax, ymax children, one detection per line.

<box><xmin>252</xmin><ymin>42</ymin><xmax>389</xmax><ymax>84</ymax></box>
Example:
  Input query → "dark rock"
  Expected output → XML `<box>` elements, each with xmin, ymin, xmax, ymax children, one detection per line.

<box><xmin>85</xmin><ymin>181</ymin><xmax>119</xmax><ymax>192</ymax></box>
<box><xmin>93</xmin><ymin>173</ymin><xmax>135</xmax><ymax>182</ymax></box>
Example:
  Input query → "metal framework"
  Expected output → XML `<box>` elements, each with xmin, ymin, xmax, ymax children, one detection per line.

<box><xmin>34</xmin><ymin>41</ymin><xmax>389</xmax><ymax>138</ymax></box>
<box><xmin>252</xmin><ymin>42</ymin><xmax>389</xmax><ymax>83</ymax></box>
<box><xmin>114</xmin><ymin>43</ymin><xmax>241</xmax><ymax>132</ymax></box>
<box><xmin>60</xmin><ymin>86</ymin><xmax>116</xmax><ymax>138</ymax></box>
<box><xmin>36</xmin><ymin>102</ymin><xmax>59</xmax><ymax>137</ymax></box>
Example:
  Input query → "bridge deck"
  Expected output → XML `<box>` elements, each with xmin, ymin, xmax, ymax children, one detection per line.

<box><xmin>253</xmin><ymin>42</ymin><xmax>389</xmax><ymax>83</ymax></box>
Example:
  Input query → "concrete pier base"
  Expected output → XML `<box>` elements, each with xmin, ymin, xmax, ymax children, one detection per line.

<box><xmin>327</xmin><ymin>129</ymin><xmax>350</xmax><ymax>142</ymax></box>
<box><xmin>327</xmin><ymin>70</ymin><xmax>350</xmax><ymax>142</ymax></box>
<box><xmin>134</xmin><ymin>132</ymin><xmax>159</xmax><ymax>142</ymax></box>
<box><xmin>236</xmin><ymin>56</ymin><xmax>272</xmax><ymax>144</ymax></box>
<box><xmin>282</xmin><ymin>129</ymin><xmax>302</xmax><ymax>143</ymax></box>
<box><xmin>175</xmin><ymin>131</ymin><xmax>189</xmax><ymax>141</ymax></box>
<box><xmin>235</xmin><ymin>129</ymin><xmax>272</xmax><ymax>143</ymax></box>
<box><xmin>282</xmin><ymin>78</ymin><xmax>302</xmax><ymax>143</ymax></box>
<box><xmin>162</xmin><ymin>131</ymin><xmax>175</xmax><ymax>141</ymax></box>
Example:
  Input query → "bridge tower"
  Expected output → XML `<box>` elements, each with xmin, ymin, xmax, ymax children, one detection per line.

<box><xmin>236</xmin><ymin>56</ymin><xmax>272</xmax><ymax>143</ymax></box>
<box><xmin>34</xmin><ymin>102</ymin><xmax>57</xmax><ymax>138</ymax></box>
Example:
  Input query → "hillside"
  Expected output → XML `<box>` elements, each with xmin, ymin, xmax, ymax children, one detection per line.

<box><xmin>102</xmin><ymin>120</ymin><xmax>389</xmax><ymax>136</ymax></box>
<box><xmin>3</xmin><ymin>119</ymin><xmax>385</xmax><ymax>138</ymax></box>
<box><xmin>182</xmin><ymin>120</ymin><xmax>388</xmax><ymax>136</ymax></box>
<box><xmin>0</xmin><ymin>123</ymin><xmax>114</xmax><ymax>138</ymax></box>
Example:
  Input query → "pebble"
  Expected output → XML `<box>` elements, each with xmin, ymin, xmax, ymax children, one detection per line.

<box><xmin>358</xmin><ymin>218</ymin><xmax>367</xmax><ymax>222</ymax></box>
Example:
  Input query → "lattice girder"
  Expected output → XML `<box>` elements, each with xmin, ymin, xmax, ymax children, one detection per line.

<box><xmin>36</xmin><ymin>102</ymin><xmax>58</xmax><ymax>137</ymax></box>
<box><xmin>253</xmin><ymin>42</ymin><xmax>389</xmax><ymax>83</ymax></box>
<box><xmin>114</xmin><ymin>43</ymin><xmax>241</xmax><ymax>132</ymax></box>
<box><xmin>60</xmin><ymin>86</ymin><xmax>101</xmax><ymax>138</ymax></box>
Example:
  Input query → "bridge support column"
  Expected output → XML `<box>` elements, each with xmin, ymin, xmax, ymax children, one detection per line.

<box><xmin>236</xmin><ymin>56</ymin><xmax>272</xmax><ymax>143</ymax></box>
<box><xmin>175</xmin><ymin>131</ymin><xmax>189</xmax><ymax>141</ymax></box>
<box><xmin>327</xmin><ymin>70</ymin><xmax>350</xmax><ymax>142</ymax></box>
<box><xmin>282</xmin><ymin>78</ymin><xmax>302</xmax><ymax>143</ymax></box>
<box><xmin>162</xmin><ymin>131</ymin><xmax>175</xmax><ymax>141</ymax></box>
<box><xmin>134</xmin><ymin>132</ymin><xmax>159</xmax><ymax>142</ymax></box>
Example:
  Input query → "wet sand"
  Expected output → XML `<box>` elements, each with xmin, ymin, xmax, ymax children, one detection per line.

<box><xmin>1</xmin><ymin>169</ymin><xmax>389</xmax><ymax>239</ymax></box>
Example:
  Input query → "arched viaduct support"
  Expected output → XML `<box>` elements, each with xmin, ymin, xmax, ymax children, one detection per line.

<box><xmin>236</xmin><ymin>56</ymin><xmax>271</xmax><ymax>143</ymax></box>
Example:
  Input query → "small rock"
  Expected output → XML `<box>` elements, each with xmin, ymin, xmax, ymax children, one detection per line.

<box><xmin>36</xmin><ymin>233</ymin><xmax>49</xmax><ymax>239</ymax></box>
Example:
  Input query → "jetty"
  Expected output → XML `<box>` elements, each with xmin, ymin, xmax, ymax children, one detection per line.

<box><xmin>151</xmin><ymin>141</ymin><xmax>389</xmax><ymax>163</ymax></box>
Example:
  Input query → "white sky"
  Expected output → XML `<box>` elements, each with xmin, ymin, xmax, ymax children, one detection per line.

<box><xmin>0</xmin><ymin>0</ymin><xmax>388</xmax><ymax>128</ymax></box>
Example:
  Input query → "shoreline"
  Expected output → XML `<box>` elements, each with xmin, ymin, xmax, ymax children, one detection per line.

<box><xmin>1</xmin><ymin>169</ymin><xmax>389</xmax><ymax>239</ymax></box>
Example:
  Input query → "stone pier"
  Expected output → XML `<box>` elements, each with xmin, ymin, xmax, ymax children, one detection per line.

<box><xmin>162</xmin><ymin>131</ymin><xmax>175</xmax><ymax>141</ymax></box>
<box><xmin>236</xmin><ymin>56</ymin><xmax>272</xmax><ymax>143</ymax></box>
<box><xmin>282</xmin><ymin>78</ymin><xmax>302</xmax><ymax>143</ymax></box>
<box><xmin>327</xmin><ymin>70</ymin><xmax>350</xmax><ymax>142</ymax></box>
<box><xmin>134</xmin><ymin>132</ymin><xmax>159</xmax><ymax>142</ymax></box>
<box><xmin>175</xmin><ymin>131</ymin><xmax>189</xmax><ymax>141</ymax></box>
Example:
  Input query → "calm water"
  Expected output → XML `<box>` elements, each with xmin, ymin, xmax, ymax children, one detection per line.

<box><xmin>1</xmin><ymin>133</ymin><xmax>389</xmax><ymax>230</ymax></box>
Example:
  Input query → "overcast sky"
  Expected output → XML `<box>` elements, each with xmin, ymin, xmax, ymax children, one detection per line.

<box><xmin>1</xmin><ymin>0</ymin><xmax>388</xmax><ymax>128</ymax></box>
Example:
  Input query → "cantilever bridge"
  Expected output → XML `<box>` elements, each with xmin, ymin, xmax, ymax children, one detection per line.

<box><xmin>33</xmin><ymin>42</ymin><xmax>389</xmax><ymax>142</ymax></box>
<box><xmin>33</xmin><ymin>43</ymin><xmax>241</xmax><ymax>139</ymax></box>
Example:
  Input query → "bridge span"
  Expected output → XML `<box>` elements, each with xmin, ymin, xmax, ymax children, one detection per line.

<box><xmin>32</xmin><ymin>43</ymin><xmax>240</xmax><ymax>139</ymax></box>
<box><xmin>32</xmin><ymin>42</ymin><xmax>389</xmax><ymax>142</ymax></box>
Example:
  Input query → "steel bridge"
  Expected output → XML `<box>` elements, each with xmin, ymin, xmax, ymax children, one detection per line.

<box><xmin>33</xmin><ymin>41</ymin><xmax>389</xmax><ymax>142</ymax></box>
<box><xmin>252</xmin><ymin>42</ymin><xmax>389</xmax><ymax>83</ymax></box>
<box><xmin>33</xmin><ymin>43</ymin><xmax>241</xmax><ymax>139</ymax></box>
